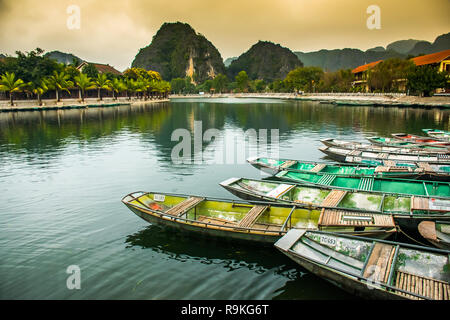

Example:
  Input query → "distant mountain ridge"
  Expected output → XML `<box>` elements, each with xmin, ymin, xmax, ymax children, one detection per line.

<box><xmin>224</xmin><ymin>57</ymin><xmax>237</xmax><ymax>67</ymax></box>
<box><xmin>228</xmin><ymin>41</ymin><xmax>303</xmax><ymax>82</ymax></box>
<box><xmin>295</xmin><ymin>32</ymin><xmax>450</xmax><ymax>71</ymax></box>
<box><xmin>44</xmin><ymin>51</ymin><xmax>84</xmax><ymax>65</ymax></box>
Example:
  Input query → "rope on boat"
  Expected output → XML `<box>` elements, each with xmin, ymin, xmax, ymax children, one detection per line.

<box><xmin>397</xmin><ymin>227</ymin><xmax>428</xmax><ymax>247</ymax></box>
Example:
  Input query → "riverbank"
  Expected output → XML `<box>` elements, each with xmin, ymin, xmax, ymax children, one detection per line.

<box><xmin>170</xmin><ymin>93</ymin><xmax>450</xmax><ymax>108</ymax></box>
<box><xmin>0</xmin><ymin>97</ymin><xmax>169</xmax><ymax>112</ymax></box>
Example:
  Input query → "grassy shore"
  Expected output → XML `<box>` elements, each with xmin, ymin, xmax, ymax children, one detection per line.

<box><xmin>170</xmin><ymin>93</ymin><xmax>450</xmax><ymax>108</ymax></box>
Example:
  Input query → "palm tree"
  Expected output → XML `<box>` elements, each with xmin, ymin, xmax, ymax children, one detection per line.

<box><xmin>94</xmin><ymin>74</ymin><xmax>112</xmax><ymax>101</ymax></box>
<box><xmin>74</xmin><ymin>74</ymin><xmax>94</xmax><ymax>102</ymax></box>
<box><xmin>27</xmin><ymin>79</ymin><xmax>49</xmax><ymax>106</ymax></box>
<box><xmin>125</xmin><ymin>79</ymin><xmax>138</xmax><ymax>100</ymax></box>
<box><xmin>47</xmin><ymin>71</ymin><xmax>73</xmax><ymax>102</ymax></box>
<box><xmin>109</xmin><ymin>78</ymin><xmax>126</xmax><ymax>100</ymax></box>
<box><xmin>0</xmin><ymin>72</ymin><xmax>26</xmax><ymax>106</ymax></box>
<box><xmin>135</xmin><ymin>78</ymin><xmax>150</xmax><ymax>100</ymax></box>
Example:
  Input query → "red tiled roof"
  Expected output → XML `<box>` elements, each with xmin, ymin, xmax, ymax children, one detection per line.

<box><xmin>77</xmin><ymin>62</ymin><xmax>123</xmax><ymax>75</ymax></box>
<box><xmin>410</xmin><ymin>49</ymin><xmax>450</xmax><ymax>67</ymax></box>
<box><xmin>352</xmin><ymin>60</ymin><xmax>383</xmax><ymax>74</ymax></box>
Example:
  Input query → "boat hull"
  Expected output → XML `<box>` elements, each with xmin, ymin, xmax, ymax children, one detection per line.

<box><xmin>123</xmin><ymin>196</ymin><xmax>394</xmax><ymax>244</ymax></box>
<box><xmin>221</xmin><ymin>183</ymin><xmax>449</xmax><ymax>233</ymax></box>
<box><xmin>125</xmin><ymin>203</ymin><xmax>280</xmax><ymax>245</ymax></box>
<box><xmin>276</xmin><ymin>249</ymin><xmax>406</xmax><ymax>300</ymax></box>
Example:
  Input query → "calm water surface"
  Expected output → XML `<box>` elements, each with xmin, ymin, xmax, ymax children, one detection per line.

<box><xmin>0</xmin><ymin>98</ymin><xmax>448</xmax><ymax>299</ymax></box>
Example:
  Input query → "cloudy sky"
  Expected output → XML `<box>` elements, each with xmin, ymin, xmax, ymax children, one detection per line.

<box><xmin>0</xmin><ymin>0</ymin><xmax>449</xmax><ymax>71</ymax></box>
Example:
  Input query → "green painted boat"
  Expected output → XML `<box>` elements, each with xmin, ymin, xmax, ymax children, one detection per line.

<box><xmin>322</xmin><ymin>138</ymin><xmax>449</xmax><ymax>154</ymax></box>
<box><xmin>273</xmin><ymin>167</ymin><xmax>450</xmax><ymax>197</ymax></box>
<box><xmin>121</xmin><ymin>191</ymin><xmax>396</xmax><ymax>245</ymax></box>
<box><xmin>220</xmin><ymin>177</ymin><xmax>450</xmax><ymax>232</ymax></box>
<box><xmin>418</xmin><ymin>220</ymin><xmax>450</xmax><ymax>250</ymax></box>
<box><xmin>320</xmin><ymin>145</ymin><xmax>450</xmax><ymax>165</ymax></box>
<box><xmin>248</xmin><ymin>156</ymin><xmax>450</xmax><ymax>181</ymax></box>
<box><xmin>367</xmin><ymin>136</ymin><xmax>450</xmax><ymax>148</ymax></box>
<box><xmin>423</xmin><ymin>129</ymin><xmax>450</xmax><ymax>142</ymax></box>
<box><xmin>275</xmin><ymin>229</ymin><xmax>450</xmax><ymax>300</ymax></box>
<box><xmin>334</xmin><ymin>100</ymin><xmax>375</xmax><ymax>106</ymax></box>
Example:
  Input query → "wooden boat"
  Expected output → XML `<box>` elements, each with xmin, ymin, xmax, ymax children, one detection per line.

<box><xmin>273</xmin><ymin>168</ymin><xmax>450</xmax><ymax>197</ymax></box>
<box><xmin>367</xmin><ymin>136</ymin><xmax>450</xmax><ymax>148</ymax></box>
<box><xmin>392</xmin><ymin>133</ymin><xmax>450</xmax><ymax>147</ymax></box>
<box><xmin>321</xmin><ymin>138</ymin><xmax>449</xmax><ymax>154</ymax></box>
<box><xmin>418</xmin><ymin>221</ymin><xmax>450</xmax><ymax>250</ymax></box>
<box><xmin>422</xmin><ymin>129</ymin><xmax>450</xmax><ymax>142</ymax></box>
<box><xmin>274</xmin><ymin>229</ymin><xmax>450</xmax><ymax>300</ymax></box>
<box><xmin>121</xmin><ymin>192</ymin><xmax>396</xmax><ymax>245</ymax></box>
<box><xmin>220</xmin><ymin>177</ymin><xmax>450</xmax><ymax>232</ymax></box>
<box><xmin>334</xmin><ymin>100</ymin><xmax>375</xmax><ymax>106</ymax></box>
<box><xmin>247</xmin><ymin>156</ymin><xmax>450</xmax><ymax>181</ymax></box>
<box><xmin>319</xmin><ymin>145</ymin><xmax>450</xmax><ymax>165</ymax></box>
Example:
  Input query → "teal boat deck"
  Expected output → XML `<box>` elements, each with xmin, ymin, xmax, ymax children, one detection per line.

<box><xmin>276</xmin><ymin>170</ymin><xmax>450</xmax><ymax>197</ymax></box>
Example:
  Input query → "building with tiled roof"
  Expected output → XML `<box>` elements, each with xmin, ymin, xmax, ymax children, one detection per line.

<box><xmin>76</xmin><ymin>62</ymin><xmax>123</xmax><ymax>76</ymax></box>
<box><xmin>410</xmin><ymin>49</ymin><xmax>450</xmax><ymax>72</ymax></box>
<box><xmin>351</xmin><ymin>60</ymin><xmax>383</xmax><ymax>92</ymax></box>
<box><xmin>350</xmin><ymin>49</ymin><xmax>450</xmax><ymax>93</ymax></box>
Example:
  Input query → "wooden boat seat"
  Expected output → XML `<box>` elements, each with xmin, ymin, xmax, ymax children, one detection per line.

<box><xmin>321</xmin><ymin>190</ymin><xmax>347</xmax><ymax>207</ymax></box>
<box><xmin>237</xmin><ymin>205</ymin><xmax>268</xmax><ymax>228</ymax></box>
<box><xmin>197</xmin><ymin>215</ymin><xmax>237</xmax><ymax>227</ymax></box>
<box><xmin>374</xmin><ymin>166</ymin><xmax>390</xmax><ymax>173</ymax></box>
<box><xmin>310</xmin><ymin>164</ymin><xmax>326</xmax><ymax>173</ymax></box>
<box><xmin>383</xmin><ymin>160</ymin><xmax>397</xmax><ymax>167</ymax></box>
<box><xmin>165</xmin><ymin>197</ymin><xmax>205</xmax><ymax>217</ymax></box>
<box><xmin>417</xmin><ymin>162</ymin><xmax>434</xmax><ymax>172</ymax></box>
<box><xmin>318</xmin><ymin>209</ymin><xmax>395</xmax><ymax>227</ymax></box>
<box><xmin>411</xmin><ymin>196</ymin><xmax>428</xmax><ymax>211</ymax></box>
<box><xmin>411</xmin><ymin>196</ymin><xmax>449</xmax><ymax>212</ymax></box>
<box><xmin>362</xmin><ymin>243</ymin><xmax>396</xmax><ymax>284</ymax></box>
<box><xmin>348</xmin><ymin>150</ymin><xmax>361</xmax><ymax>156</ymax></box>
<box><xmin>280</xmin><ymin>160</ymin><xmax>297</xmax><ymax>169</ymax></box>
<box><xmin>394</xmin><ymin>270</ymin><xmax>450</xmax><ymax>300</ymax></box>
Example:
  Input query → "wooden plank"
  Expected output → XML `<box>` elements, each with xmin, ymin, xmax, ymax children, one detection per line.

<box><xmin>310</xmin><ymin>163</ymin><xmax>326</xmax><ymax>173</ymax></box>
<box><xmin>394</xmin><ymin>270</ymin><xmax>450</xmax><ymax>300</ymax></box>
<box><xmin>237</xmin><ymin>205</ymin><xmax>268</xmax><ymax>228</ymax></box>
<box><xmin>384</xmin><ymin>247</ymin><xmax>397</xmax><ymax>283</ymax></box>
<box><xmin>280</xmin><ymin>160</ymin><xmax>297</xmax><ymax>169</ymax></box>
<box><xmin>384</xmin><ymin>160</ymin><xmax>396</xmax><ymax>167</ymax></box>
<box><xmin>374</xmin><ymin>166</ymin><xmax>389</xmax><ymax>173</ymax></box>
<box><xmin>318</xmin><ymin>209</ymin><xmax>395</xmax><ymax>227</ymax></box>
<box><xmin>197</xmin><ymin>215</ymin><xmax>237</xmax><ymax>226</ymax></box>
<box><xmin>418</xmin><ymin>162</ymin><xmax>434</xmax><ymax>172</ymax></box>
<box><xmin>349</xmin><ymin>150</ymin><xmax>361</xmax><ymax>156</ymax></box>
<box><xmin>362</xmin><ymin>243</ymin><xmax>395</xmax><ymax>284</ymax></box>
<box><xmin>321</xmin><ymin>190</ymin><xmax>347</xmax><ymax>207</ymax></box>
<box><xmin>165</xmin><ymin>197</ymin><xmax>205</xmax><ymax>217</ymax></box>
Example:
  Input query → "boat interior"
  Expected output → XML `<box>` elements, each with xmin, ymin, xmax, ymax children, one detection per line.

<box><xmin>289</xmin><ymin>231</ymin><xmax>450</xmax><ymax>300</ymax></box>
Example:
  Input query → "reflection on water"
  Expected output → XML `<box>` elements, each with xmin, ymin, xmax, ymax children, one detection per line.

<box><xmin>0</xmin><ymin>99</ymin><xmax>448</xmax><ymax>299</ymax></box>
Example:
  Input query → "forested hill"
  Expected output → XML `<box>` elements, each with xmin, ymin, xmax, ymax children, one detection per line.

<box><xmin>131</xmin><ymin>22</ymin><xmax>226</xmax><ymax>83</ymax></box>
<box><xmin>227</xmin><ymin>41</ymin><xmax>303</xmax><ymax>82</ymax></box>
<box><xmin>44</xmin><ymin>51</ymin><xmax>84</xmax><ymax>65</ymax></box>
<box><xmin>295</xmin><ymin>32</ymin><xmax>450</xmax><ymax>71</ymax></box>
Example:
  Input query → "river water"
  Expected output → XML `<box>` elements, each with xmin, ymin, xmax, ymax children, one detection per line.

<box><xmin>0</xmin><ymin>98</ymin><xmax>448</xmax><ymax>299</ymax></box>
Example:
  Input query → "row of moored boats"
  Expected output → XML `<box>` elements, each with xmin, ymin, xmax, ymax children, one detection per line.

<box><xmin>122</xmin><ymin>128</ymin><xmax>450</xmax><ymax>300</ymax></box>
